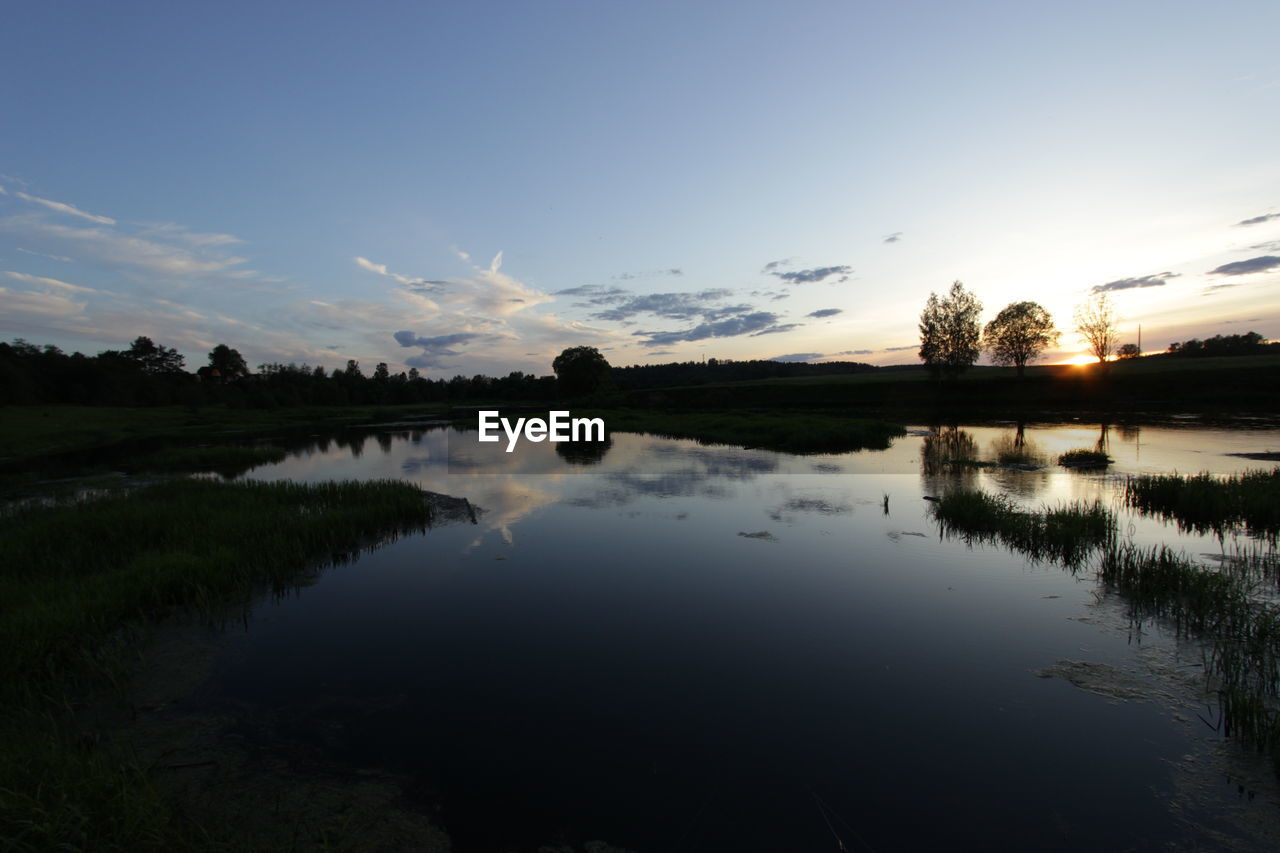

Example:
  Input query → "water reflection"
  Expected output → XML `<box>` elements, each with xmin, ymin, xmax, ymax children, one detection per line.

<box><xmin>554</xmin><ymin>434</ymin><xmax>613</xmax><ymax>466</ymax></box>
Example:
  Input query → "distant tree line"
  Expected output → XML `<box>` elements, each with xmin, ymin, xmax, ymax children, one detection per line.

<box><xmin>0</xmin><ymin>337</ymin><xmax>877</xmax><ymax>408</ymax></box>
<box><xmin>1165</xmin><ymin>332</ymin><xmax>1273</xmax><ymax>358</ymax></box>
<box><xmin>0</xmin><ymin>336</ymin><xmax>558</xmax><ymax>407</ymax></box>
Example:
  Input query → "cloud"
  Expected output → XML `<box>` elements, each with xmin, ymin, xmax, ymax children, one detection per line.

<box><xmin>14</xmin><ymin>191</ymin><xmax>115</xmax><ymax>225</ymax></box>
<box><xmin>3</xmin><ymin>219</ymin><xmax>249</xmax><ymax>277</ymax></box>
<box><xmin>0</xmin><ymin>285</ymin><xmax>87</xmax><ymax>320</ymax></box>
<box><xmin>611</xmin><ymin>268</ymin><xmax>683</xmax><ymax>281</ymax></box>
<box><xmin>1250</xmin><ymin>240</ymin><xmax>1280</xmax><ymax>252</ymax></box>
<box><xmin>393</xmin><ymin>330</ymin><xmax>484</xmax><ymax>368</ymax></box>
<box><xmin>761</xmin><ymin>258</ymin><xmax>795</xmax><ymax>273</ymax></box>
<box><xmin>883</xmin><ymin>345</ymin><xmax>916</xmax><ymax>352</ymax></box>
<box><xmin>590</xmin><ymin>289</ymin><xmax>735</xmax><ymax>322</ymax></box>
<box><xmin>833</xmin><ymin>349</ymin><xmax>873</xmax><ymax>355</ymax></box>
<box><xmin>770</xmin><ymin>353</ymin><xmax>822</xmax><ymax>362</ymax></box>
<box><xmin>647</xmin><ymin>350</ymin><xmax>676</xmax><ymax>357</ymax></box>
<box><xmin>883</xmin><ymin>232</ymin><xmax>902</xmax><ymax>244</ymax></box>
<box><xmin>768</xmin><ymin>264</ymin><xmax>853</xmax><ymax>285</ymax></box>
<box><xmin>2</xmin><ymin>270</ymin><xmax>98</xmax><ymax>293</ymax></box>
<box><xmin>16</xmin><ymin>247</ymin><xmax>73</xmax><ymax>262</ymax></box>
<box><xmin>633</xmin><ymin>311</ymin><xmax>796</xmax><ymax>346</ymax></box>
<box><xmin>1236</xmin><ymin>212</ymin><xmax>1280</xmax><ymax>226</ymax></box>
<box><xmin>1092</xmin><ymin>271</ymin><xmax>1178</xmax><ymax>293</ymax></box>
<box><xmin>807</xmin><ymin>308</ymin><xmax>843</xmax><ymax>318</ymax></box>
<box><xmin>554</xmin><ymin>283</ymin><xmax>631</xmax><ymax>304</ymax></box>
<box><xmin>1202</xmin><ymin>284</ymin><xmax>1239</xmax><ymax>295</ymax></box>
<box><xmin>354</xmin><ymin>256</ymin><xmax>445</xmax><ymax>291</ymax></box>
<box><xmin>1208</xmin><ymin>255</ymin><xmax>1280</xmax><ymax>276</ymax></box>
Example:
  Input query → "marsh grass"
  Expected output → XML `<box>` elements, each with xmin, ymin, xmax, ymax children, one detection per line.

<box><xmin>1059</xmin><ymin>449</ymin><xmax>1112</xmax><ymax>469</ymax></box>
<box><xmin>0</xmin><ymin>478</ymin><xmax>437</xmax><ymax>851</ymax></box>
<box><xmin>930</xmin><ymin>489</ymin><xmax>1113</xmax><ymax>568</ymax></box>
<box><xmin>594</xmin><ymin>409</ymin><xmax>906</xmax><ymax>453</ymax></box>
<box><xmin>1123</xmin><ymin>468</ymin><xmax>1280</xmax><ymax>538</ymax></box>
<box><xmin>1097</xmin><ymin>542</ymin><xmax>1280</xmax><ymax>753</ymax></box>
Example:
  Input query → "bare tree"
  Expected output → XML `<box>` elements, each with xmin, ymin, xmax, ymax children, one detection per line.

<box><xmin>1074</xmin><ymin>293</ymin><xmax>1118</xmax><ymax>365</ymax></box>
<box><xmin>983</xmin><ymin>301</ymin><xmax>1059</xmax><ymax>377</ymax></box>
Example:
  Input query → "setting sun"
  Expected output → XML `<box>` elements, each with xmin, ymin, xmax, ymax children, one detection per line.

<box><xmin>1059</xmin><ymin>354</ymin><xmax>1100</xmax><ymax>366</ymax></box>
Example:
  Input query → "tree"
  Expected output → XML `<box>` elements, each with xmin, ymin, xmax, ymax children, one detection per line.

<box><xmin>1117</xmin><ymin>343</ymin><xmax>1141</xmax><ymax>359</ymax></box>
<box><xmin>208</xmin><ymin>344</ymin><xmax>249</xmax><ymax>380</ymax></box>
<box><xmin>121</xmin><ymin>336</ymin><xmax>186</xmax><ymax>375</ymax></box>
<box><xmin>918</xmin><ymin>280</ymin><xmax>983</xmax><ymax>380</ymax></box>
<box><xmin>552</xmin><ymin>346</ymin><xmax>612</xmax><ymax>397</ymax></box>
<box><xmin>1074</xmin><ymin>293</ymin><xmax>1118</xmax><ymax>365</ymax></box>
<box><xmin>982</xmin><ymin>301</ymin><xmax>1059</xmax><ymax>377</ymax></box>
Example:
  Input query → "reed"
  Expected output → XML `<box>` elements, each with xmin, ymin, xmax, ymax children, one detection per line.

<box><xmin>930</xmin><ymin>488</ymin><xmax>1113</xmax><ymax>568</ymax></box>
<box><xmin>1058</xmin><ymin>449</ymin><xmax>1112</xmax><ymax>469</ymax></box>
<box><xmin>1122</xmin><ymin>468</ymin><xmax>1280</xmax><ymax>538</ymax></box>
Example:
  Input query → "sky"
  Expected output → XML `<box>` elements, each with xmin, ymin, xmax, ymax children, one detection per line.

<box><xmin>3</xmin><ymin>0</ymin><xmax>1279</xmax><ymax>376</ymax></box>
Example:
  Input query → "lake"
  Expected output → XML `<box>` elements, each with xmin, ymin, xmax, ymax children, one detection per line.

<box><xmin>169</xmin><ymin>419</ymin><xmax>1280</xmax><ymax>851</ymax></box>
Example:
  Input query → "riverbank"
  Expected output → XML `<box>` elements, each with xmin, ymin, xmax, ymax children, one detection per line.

<box><xmin>0</xmin><ymin>477</ymin><xmax>457</xmax><ymax>851</ymax></box>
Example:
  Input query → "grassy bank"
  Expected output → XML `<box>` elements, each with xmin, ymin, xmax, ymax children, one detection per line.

<box><xmin>0</xmin><ymin>478</ymin><xmax>441</xmax><ymax>851</ymax></box>
<box><xmin>591</xmin><ymin>409</ymin><xmax>907</xmax><ymax>453</ymax></box>
<box><xmin>0</xmin><ymin>403</ymin><xmax>447</xmax><ymax>468</ymax></box>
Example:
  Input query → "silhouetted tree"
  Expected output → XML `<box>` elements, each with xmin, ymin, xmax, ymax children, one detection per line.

<box><xmin>117</xmin><ymin>336</ymin><xmax>186</xmax><ymax>375</ymax></box>
<box><xmin>1117</xmin><ymin>343</ymin><xmax>1141</xmax><ymax>359</ymax></box>
<box><xmin>919</xmin><ymin>280</ymin><xmax>982</xmax><ymax>380</ymax></box>
<box><xmin>982</xmin><ymin>301</ymin><xmax>1058</xmax><ymax>376</ymax></box>
<box><xmin>1074</xmin><ymin>294</ymin><xmax>1118</xmax><ymax>366</ymax></box>
<box><xmin>208</xmin><ymin>343</ymin><xmax>249</xmax><ymax>380</ymax></box>
<box><xmin>553</xmin><ymin>346</ymin><xmax>612</xmax><ymax>397</ymax></box>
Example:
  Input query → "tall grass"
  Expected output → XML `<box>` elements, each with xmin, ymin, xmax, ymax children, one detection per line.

<box><xmin>0</xmin><ymin>478</ymin><xmax>438</xmax><ymax>851</ymax></box>
<box><xmin>1097</xmin><ymin>543</ymin><xmax>1280</xmax><ymax>754</ymax></box>
<box><xmin>930</xmin><ymin>489</ymin><xmax>1114</xmax><ymax>568</ymax></box>
<box><xmin>1122</xmin><ymin>467</ymin><xmax>1280</xmax><ymax>538</ymax></box>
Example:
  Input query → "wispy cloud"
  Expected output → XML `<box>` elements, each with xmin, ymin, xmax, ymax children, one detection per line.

<box><xmin>1092</xmin><ymin>271</ymin><xmax>1179</xmax><ymax>293</ymax></box>
<box><xmin>883</xmin><ymin>232</ymin><xmax>902</xmax><ymax>244</ymax></box>
<box><xmin>3</xmin><ymin>270</ymin><xmax>98</xmax><ymax>293</ymax></box>
<box><xmin>14</xmin><ymin>191</ymin><xmax>115</xmax><ymax>225</ymax></box>
<box><xmin>807</xmin><ymin>308</ymin><xmax>842</xmax><ymax>318</ymax></box>
<box><xmin>883</xmin><ymin>344</ymin><xmax>916</xmax><ymax>352</ymax></box>
<box><xmin>1208</xmin><ymin>255</ymin><xmax>1280</xmax><ymax>276</ymax></box>
<box><xmin>1236</xmin><ymin>212</ymin><xmax>1280</xmax><ymax>226</ymax></box>
<box><xmin>833</xmin><ymin>349</ymin><xmax>873</xmax><ymax>355</ymax></box>
<box><xmin>590</xmin><ymin>289</ymin><xmax>736</xmax><ymax>322</ymax></box>
<box><xmin>634</xmin><ymin>312</ymin><xmax>798</xmax><ymax>346</ymax></box>
<box><xmin>16</xmin><ymin>247</ymin><xmax>73</xmax><ymax>263</ymax></box>
<box><xmin>612</xmin><ymin>268</ymin><xmax>683</xmax><ymax>281</ymax></box>
<box><xmin>765</xmin><ymin>263</ymin><xmax>853</xmax><ymax>285</ymax></box>
<box><xmin>770</xmin><ymin>353</ymin><xmax>822</xmax><ymax>362</ymax></box>
<box><xmin>354</xmin><ymin>256</ymin><xmax>445</xmax><ymax>292</ymax></box>
<box><xmin>1202</xmin><ymin>284</ymin><xmax>1239</xmax><ymax>295</ymax></box>
<box><xmin>2</xmin><ymin>219</ymin><xmax>249</xmax><ymax>277</ymax></box>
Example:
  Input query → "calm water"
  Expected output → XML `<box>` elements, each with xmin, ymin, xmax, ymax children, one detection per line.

<box><xmin>184</xmin><ymin>421</ymin><xmax>1280</xmax><ymax>851</ymax></box>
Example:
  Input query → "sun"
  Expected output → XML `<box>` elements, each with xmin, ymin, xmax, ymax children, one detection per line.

<box><xmin>1059</xmin><ymin>354</ymin><xmax>1099</xmax><ymax>366</ymax></box>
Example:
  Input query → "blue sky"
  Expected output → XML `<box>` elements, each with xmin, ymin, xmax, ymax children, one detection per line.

<box><xmin>3</xmin><ymin>0</ymin><xmax>1278</xmax><ymax>375</ymax></box>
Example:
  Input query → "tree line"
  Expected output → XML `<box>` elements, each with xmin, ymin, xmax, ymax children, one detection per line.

<box><xmin>0</xmin><ymin>337</ymin><xmax>875</xmax><ymax>408</ymax></box>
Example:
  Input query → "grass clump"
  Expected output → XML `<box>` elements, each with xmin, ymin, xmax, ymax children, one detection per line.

<box><xmin>1058</xmin><ymin>448</ymin><xmax>1112</xmax><ymax>469</ymax></box>
<box><xmin>0</xmin><ymin>477</ymin><xmax>438</xmax><ymax>851</ymax></box>
<box><xmin>930</xmin><ymin>488</ymin><xmax>1113</xmax><ymax>568</ymax></box>
<box><xmin>1123</xmin><ymin>467</ymin><xmax>1280</xmax><ymax>538</ymax></box>
<box><xmin>596</xmin><ymin>409</ymin><xmax>906</xmax><ymax>454</ymax></box>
